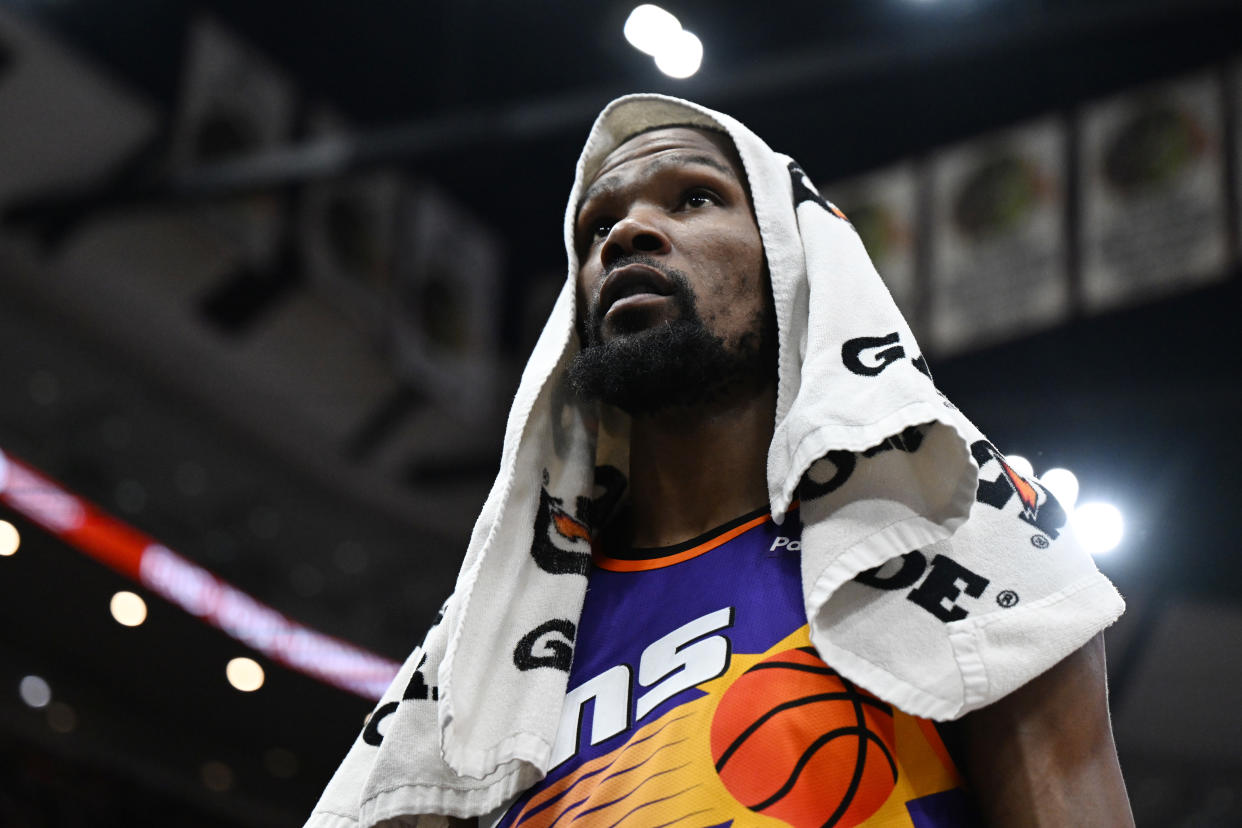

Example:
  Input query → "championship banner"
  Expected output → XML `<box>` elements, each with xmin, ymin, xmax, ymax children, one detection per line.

<box><xmin>299</xmin><ymin>107</ymin><xmax>406</xmax><ymax>339</ymax></box>
<box><xmin>1079</xmin><ymin>72</ymin><xmax>1228</xmax><ymax>311</ymax></box>
<box><xmin>168</xmin><ymin>14</ymin><xmax>298</xmax><ymax>271</ymax></box>
<box><xmin>0</xmin><ymin>8</ymin><xmax>157</xmax><ymax>206</ymax></box>
<box><xmin>390</xmin><ymin>184</ymin><xmax>503</xmax><ymax>420</ymax></box>
<box><xmin>298</xmin><ymin>102</ymin><xmax>502</xmax><ymax>421</ymax></box>
<box><xmin>1233</xmin><ymin>59</ymin><xmax>1242</xmax><ymax>262</ymax></box>
<box><xmin>823</xmin><ymin>163</ymin><xmax>922</xmax><ymax>335</ymax></box>
<box><xmin>927</xmin><ymin>118</ymin><xmax>1069</xmax><ymax>356</ymax></box>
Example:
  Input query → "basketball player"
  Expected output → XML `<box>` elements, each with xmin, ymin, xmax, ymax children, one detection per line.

<box><xmin>479</xmin><ymin>125</ymin><xmax>1134</xmax><ymax>826</ymax></box>
<box><xmin>307</xmin><ymin>96</ymin><xmax>1133</xmax><ymax>827</ymax></box>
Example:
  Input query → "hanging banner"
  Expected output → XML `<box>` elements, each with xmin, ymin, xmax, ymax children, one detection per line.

<box><xmin>823</xmin><ymin>162</ymin><xmax>922</xmax><ymax>334</ymax></box>
<box><xmin>169</xmin><ymin>14</ymin><xmax>298</xmax><ymax>271</ymax></box>
<box><xmin>1233</xmin><ymin>60</ymin><xmax>1242</xmax><ymax>263</ymax></box>
<box><xmin>0</xmin><ymin>9</ymin><xmax>157</xmax><ymax>206</ymax></box>
<box><xmin>1079</xmin><ymin>72</ymin><xmax>1228</xmax><ymax>310</ymax></box>
<box><xmin>928</xmin><ymin>118</ymin><xmax>1069</xmax><ymax>355</ymax></box>
<box><xmin>390</xmin><ymin>184</ymin><xmax>503</xmax><ymax>421</ymax></box>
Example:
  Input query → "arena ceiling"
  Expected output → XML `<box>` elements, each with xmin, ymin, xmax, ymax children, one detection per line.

<box><xmin>1</xmin><ymin>1</ymin><xmax>1240</xmax><ymax>825</ymax></box>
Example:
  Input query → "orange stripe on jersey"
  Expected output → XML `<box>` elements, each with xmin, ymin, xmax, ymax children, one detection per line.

<box><xmin>593</xmin><ymin>512</ymin><xmax>773</xmax><ymax>572</ymax></box>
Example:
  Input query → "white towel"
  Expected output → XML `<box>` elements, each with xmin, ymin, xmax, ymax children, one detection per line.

<box><xmin>306</xmin><ymin>94</ymin><xmax>1124</xmax><ymax>826</ymax></box>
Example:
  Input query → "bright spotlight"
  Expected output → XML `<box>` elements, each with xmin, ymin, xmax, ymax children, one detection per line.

<box><xmin>19</xmin><ymin>675</ymin><xmax>52</xmax><ymax>709</ymax></box>
<box><xmin>1005</xmin><ymin>454</ymin><xmax>1034</xmax><ymax>479</ymax></box>
<box><xmin>1040</xmin><ymin>467</ymin><xmax>1079</xmax><ymax>510</ymax></box>
<box><xmin>0</xmin><ymin>520</ymin><xmax>19</xmax><ymax>557</ymax></box>
<box><xmin>1072</xmin><ymin>502</ymin><xmax>1124</xmax><ymax>555</ymax></box>
<box><xmin>226</xmin><ymin>657</ymin><xmax>265</xmax><ymax>692</ymax></box>
<box><xmin>624</xmin><ymin>4</ymin><xmax>683</xmax><ymax>56</ymax></box>
<box><xmin>110</xmin><ymin>591</ymin><xmax>148</xmax><ymax>627</ymax></box>
<box><xmin>654</xmin><ymin>29</ymin><xmax>703</xmax><ymax>78</ymax></box>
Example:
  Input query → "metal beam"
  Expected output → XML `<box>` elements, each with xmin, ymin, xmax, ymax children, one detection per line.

<box><xmin>4</xmin><ymin>0</ymin><xmax>1236</xmax><ymax>215</ymax></box>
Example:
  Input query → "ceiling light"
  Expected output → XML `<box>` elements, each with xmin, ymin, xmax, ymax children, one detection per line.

<box><xmin>1072</xmin><ymin>501</ymin><xmax>1124</xmax><ymax>555</ymax></box>
<box><xmin>110</xmin><ymin>590</ymin><xmax>148</xmax><ymax>627</ymax></box>
<box><xmin>654</xmin><ymin>29</ymin><xmax>704</xmax><ymax>79</ymax></box>
<box><xmin>19</xmin><ymin>675</ymin><xmax>52</xmax><ymax>708</ymax></box>
<box><xmin>0</xmin><ymin>520</ymin><xmax>19</xmax><ymax>556</ymax></box>
<box><xmin>623</xmin><ymin>4</ymin><xmax>683</xmax><ymax>56</ymax></box>
<box><xmin>226</xmin><ymin>656</ymin><xmax>265</xmax><ymax>692</ymax></box>
<box><xmin>1040</xmin><ymin>467</ymin><xmax>1079</xmax><ymax>510</ymax></box>
<box><xmin>47</xmin><ymin>702</ymin><xmax>77</xmax><ymax>733</ymax></box>
<box><xmin>201</xmin><ymin>760</ymin><xmax>234</xmax><ymax>792</ymax></box>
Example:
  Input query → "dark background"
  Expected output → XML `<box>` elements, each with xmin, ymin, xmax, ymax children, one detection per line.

<box><xmin>1</xmin><ymin>1</ymin><xmax>1240</xmax><ymax>825</ymax></box>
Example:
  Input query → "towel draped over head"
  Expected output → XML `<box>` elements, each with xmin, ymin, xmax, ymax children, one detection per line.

<box><xmin>306</xmin><ymin>94</ymin><xmax>1124</xmax><ymax>827</ymax></box>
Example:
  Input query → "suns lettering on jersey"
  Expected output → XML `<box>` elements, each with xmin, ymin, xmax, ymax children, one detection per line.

<box><xmin>552</xmin><ymin>607</ymin><xmax>734</xmax><ymax>767</ymax></box>
<box><xmin>499</xmin><ymin>507</ymin><xmax>976</xmax><ymax>828</ymax></box>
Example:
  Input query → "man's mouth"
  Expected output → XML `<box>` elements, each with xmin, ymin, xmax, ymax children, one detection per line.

<box><xmin>599</xmin><ymin>263</ymin><xmax>675</xmax><ymax>318</ymax></box>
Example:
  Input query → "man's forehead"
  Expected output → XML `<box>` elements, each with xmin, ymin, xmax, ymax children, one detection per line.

<box><xmin>594</xmin><ymin>127</ymin><xmax>739</xmax><ymax>178</ymax></box>
<box><xmin>578</xmin><ymin>126</ymin><xmax>746</xmax><ymax>215</ymax></box>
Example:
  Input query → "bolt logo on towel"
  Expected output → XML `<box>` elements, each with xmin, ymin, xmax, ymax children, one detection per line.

<box><xmin>530</xmin><ymin>482</ymin><xmax>592</xmax><ymax>576</ymax></box>
<box><xmin>788</xmin><ymin>160</ymin><xmax>849</xmax><ymax>221</ymax></box>
<box><xmin>530</xmin><ymin>466</ymin><xmax>627</xmax><ymax>576</ymax></box>
<box><xmin>971</xmin><ymin>440</ymin><xmax>1067</xmax><ymax>541</ymax></box>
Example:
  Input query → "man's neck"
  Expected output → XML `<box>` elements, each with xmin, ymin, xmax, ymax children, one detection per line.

<box><xmin>624</xmin><ymin>382</ymin><xmax>776</xmax><ymax>549</ymax></box>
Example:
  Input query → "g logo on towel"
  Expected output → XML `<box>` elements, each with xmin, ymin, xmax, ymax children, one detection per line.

<box><xmin>841</xmin><ymin>332</ymin><xmax>934</xmax><ymax>380</ymax></box>
<box><xmin>843</xmin><ymin>332</ymin><xmax>905</xmax><ymax>376</ymax></box>
<box><xmin>514</xmin><ymin>619</ymin><xmax>577</xmax><ymax>672</ymax></box>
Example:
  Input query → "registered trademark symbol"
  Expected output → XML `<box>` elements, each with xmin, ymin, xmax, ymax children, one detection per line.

<box><xmin>997</xmin><ymin>590</ymin><xmax>1019</xmax><ymax>608</ymax></box>
<box><xmin>1030</xmin><ymin>534</ymin><xmax>1049</xmax><ymax>549</ymax></box>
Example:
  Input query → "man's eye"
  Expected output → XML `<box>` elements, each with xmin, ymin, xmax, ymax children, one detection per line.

<box><xmin>683</xmin><ymin>189</ymin><xmax>719</xmax><ymax>209</ymax></box>
<box><xmin>592</xmin><ymin>220</ymin><xmax>615</xmax><ymax>240</ymax></box>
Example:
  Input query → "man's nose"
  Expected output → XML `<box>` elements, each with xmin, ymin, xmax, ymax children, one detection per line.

<box><xmin>601</xmin><ymin>210</ymin><xmax>671</xmax><ymax>268</ymax></box>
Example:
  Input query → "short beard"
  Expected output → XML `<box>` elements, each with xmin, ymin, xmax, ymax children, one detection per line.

<box><xmin>566</xmin><ymin>265</ymin><xmax>776</xmax><ymax>416</ymax></box>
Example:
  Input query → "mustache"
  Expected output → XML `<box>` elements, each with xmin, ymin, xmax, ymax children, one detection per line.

<box><xmin>586</xmin><ymin>256</ymin><xmax>695</xmax><ymax>344</ymax></box>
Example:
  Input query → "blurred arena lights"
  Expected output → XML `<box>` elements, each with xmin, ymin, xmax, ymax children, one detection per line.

<box><xmin>653</xmin><ymin>30</ymin><xmax>703</xmax><ymax>79</ymax></box>
<box><xmin>1072</xmin><ymin>502</ymin><xmax>1125</xmax><ymax>556</ymax></box>
<box><xmin>623</xmin><ymin>4</ymin><xmax>703</xmax><ymax>78</ymax></box>
<box><xmin>1011</xmin><ymin>457</ymin><xmax>1122</xmax><ymax>556</ymax></box>
<box><xmin>47</xmin><ymin>701</ymin><xmax>78</xmax><ymax>734</ymax></box>
<box><xmin>226</xmin><ymin>656</ymin><xmax>265</xmax><ymax>692</ymax></box>
<box><xmin>1040</xmin><ymin>467</ymin><xmax>1080</xmax><ymax>510</ymax></box>
<box><xmin>110</xmin><ymin>590</ymin><xmax>148</xmax><ymax>627</ymax></box>
<box><xmin>0</xmin><ymin>518</ymin><xmax>19</xmax><ymax>556</ymax></box>
<box><xmin>0</xmin><ymin>446</ymin><xmax>399</xmax><ymax>699</ymax></box>
<box><xmin>200</xmin><ymin>760</ymin><xmax>235</xmax><ymax>793</ymax></box>
<box><xmin>19</xmin><ymin>675</ymin><xmax>52</xmax><ymax>708</ymax></box>
<box><xmin>623</xmin><ymin>4</ymin><xmax>680</xmax><ymax>54</ymax></box>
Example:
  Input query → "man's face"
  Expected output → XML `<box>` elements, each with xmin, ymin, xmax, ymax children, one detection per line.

<box><xmin>566</xmin><ymin>126</ymin><xmax>772</xmax><ymax>414</ymax></box>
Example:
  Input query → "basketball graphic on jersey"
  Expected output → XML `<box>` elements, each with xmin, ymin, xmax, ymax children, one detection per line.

<box><xmin>710</xmin><ymin>646</ymin><xmax>898</xmax><ymax>827</ymax></box>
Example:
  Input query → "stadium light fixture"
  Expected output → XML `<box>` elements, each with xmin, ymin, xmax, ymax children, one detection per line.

<box><xmin>624</xmin><ymin>5</ymin><xmax>703</xmax><ymax>79</ymax></box>
<box><xmin>1072</xmin><ymin>501</ymin><xmax>1124</xmax><ymax>555</ymax></box>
